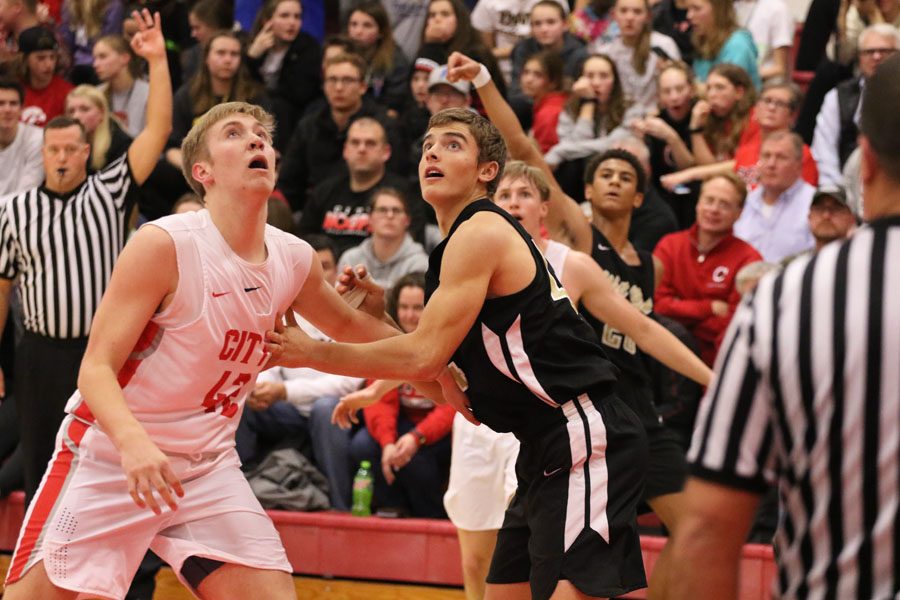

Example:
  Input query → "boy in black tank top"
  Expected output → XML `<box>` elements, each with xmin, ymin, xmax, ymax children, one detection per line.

<box><xmin>269</xmin><ymin>108</ymin><xmax>648</xmax><ymax>599</ymax></box>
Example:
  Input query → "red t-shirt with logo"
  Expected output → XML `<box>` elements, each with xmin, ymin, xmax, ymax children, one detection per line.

<box><xmin>653</xmin><ymin>224</ymin><xmax>763</xmax><ymax>366</ymax></box>
<box><xmin>22</xmin><ymin>76</ymin><xmax>74</xmax><ymax>128</ymax></box>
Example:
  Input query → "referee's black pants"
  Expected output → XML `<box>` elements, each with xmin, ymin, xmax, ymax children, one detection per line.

<box><xmin>14</xmin><ymin>332</ymin><xmax>88</xmax><ymax>507</ymax></box>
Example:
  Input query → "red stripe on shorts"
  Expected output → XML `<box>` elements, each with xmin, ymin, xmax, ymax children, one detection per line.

<box><xmin>6</xmin><ymin>417</ymin><xmax>90</xmax><ymax>584</ymax></box>
<box><xmin>117</xmin><ymin>321</ymin><xmax>161</xmax><ymax>388</ymax></box>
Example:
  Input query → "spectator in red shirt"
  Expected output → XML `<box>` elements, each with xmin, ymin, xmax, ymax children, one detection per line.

<box><xmin>654</xmin><ymin>172</ymin><xmax>763</xmax><ymax>366</ymax></box>
<box><xmin>347</xmin><ymin>272</ymin><xmax>454</xmax><ymax>518</ymax></box>
<box><xmin>18</xmin><ymin>26</ymin><xmax>72</xmax><ymax>126</ymax></box>
<box><xmin>518</xmin><ymin>48</ymin><xmax>567</xmax><ymax>153</ymax></box>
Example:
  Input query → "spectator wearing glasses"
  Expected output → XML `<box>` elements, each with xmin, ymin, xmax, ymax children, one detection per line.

<box><xmin>662</xmin><ymin>79</ymin><xmax>817</xmax><ymax>191</ymax></box>
<box><xmin>278</xmin><ymin>53</ymin><xmax>406</xmax><ymax>212</ymax></box>
<box><xmin>296</xmin><ymin>116</ymin><xmax>418</xmax><ymax>257</ymax></box>
<box><xmin>338</xmin><ymin>187</ymin><xmax>428</xmax><ymax>289</ymax></box>
<box><xmin>811</xmin><ymin>23</ymin><xmax>899</xmax><ymax>186</ymax></box>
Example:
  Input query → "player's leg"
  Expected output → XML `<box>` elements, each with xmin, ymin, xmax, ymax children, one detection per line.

<box><xmin>646</xmin><ymin>491</ymin><xmax>689</xmax><ymax>600</ymax></box>
<box><xmin>549</xmin><ymin>580</ymin><xmax>606</xmax><ymax>600</ymax></box>
<box><xmin>484</xmin><ymin>581</ymin><xmax>531</xmax><ymax>600</ymax></box>
<box><xmin>196</xmin><ymin>563</ymin><xmax>295</xmax><ymax>600</ymax></box>
<box><xmin>3</xmin><ymin>561</ymin><xmax>79</xmax><ymax>600</ymax></box>
<box><xmin>457</xmin><ymin>528</ymin><xmax>499</xmax><ymax>600</ymax></box>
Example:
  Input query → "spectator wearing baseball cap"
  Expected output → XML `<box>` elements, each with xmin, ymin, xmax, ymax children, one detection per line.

<box><xmin>18</xmin><ymin>26</ymin><xmax>72</xmax><ymax>127</ymax></box>
<box><xmin>807</xmin><ymin>185</ymin><xmax>858</xmax><ymax>252</ymax></box>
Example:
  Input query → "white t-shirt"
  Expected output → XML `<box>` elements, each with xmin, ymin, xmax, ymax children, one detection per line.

<box><xmin>106</xmin><ymin>79</ymin><xmax>149</xmax><ymax>137</ymax></box>
<box><xmin>734</xmin><ymin>0</ymin><xmax>794</xmax><ymax>72</ymax></box>
<box><xmin>383</xmin><ymin>0</ymin><xmax>430</xmax><ymax>62</ymax></box>
<box><xmin>470</xmin><ymin>0</ymin><xmax>568</xmax><ymax>83</ymax></box>
<box><xmin>0</xmin><ymin>123</ymin><xmax>43</xmax><ymax>197</ymax></box>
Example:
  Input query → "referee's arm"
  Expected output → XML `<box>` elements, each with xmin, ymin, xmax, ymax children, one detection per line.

<box><xmin>125</xmin><ymin>10</ymin><xmax>172</xmax><ymax>187</ymax></box>
<box><xmin>661</xmin><ymin>289</ymin><xmax>776</xmax><ymax>600</ymax></box>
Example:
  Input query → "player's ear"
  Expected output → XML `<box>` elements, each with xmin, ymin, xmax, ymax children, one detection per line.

<box><xmin>192</xmin><ymin>161</ymin><xmax>213</xmax><ymax>189</ymax></box>
<box><xmin>477</xmin><ymin>161</ymin><xmax>500</xmax><ymax>186</ymax></box>
<box><xmin>632</xmin><ymin>191</ymin><xmax>644</xmax><ymax>209</ymax></box>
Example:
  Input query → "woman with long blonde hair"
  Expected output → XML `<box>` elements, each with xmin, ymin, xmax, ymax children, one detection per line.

<box><xmin>686</xmin><ymin>0</ymin><xmax>760</xmax><ymax>89</ymax></box>
<box><xmin>65</xmin><ymin>84</ymin><xmax>131</xmax><ymax>171</ymax></box>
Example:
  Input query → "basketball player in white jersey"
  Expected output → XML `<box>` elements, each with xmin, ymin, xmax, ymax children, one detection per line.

<box><xmin>2</xmin><ymin>97</ymin><xmax>469</xmax><ymax>598</ymax></box>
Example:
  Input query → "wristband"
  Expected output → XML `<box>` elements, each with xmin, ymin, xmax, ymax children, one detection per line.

<box><xmin>579</xmin><ymin>97</ymin><xmax>598</xmax><ymax>107</ymax></box>
<box><xmin>411</xmin><ymin>429</ymin><xmax>427</xmax><ymax>446</ymax></box>
<box><xmin>472</xmin><ymin>64</ymin><xmax>492</xmax><ymax>89</ymax></box>
<box><xmin>689</xmin><ymin>126</ymin><xmax>705</xmax><ymax>134</ymax></box>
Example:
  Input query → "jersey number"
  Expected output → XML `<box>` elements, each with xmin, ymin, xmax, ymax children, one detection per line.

<box><xmin>202</xmin><ymin>371</ymin><xmax>252</xmax><ymax>418</ymax></box>
<box><xmin>601</xmin><ymin>325</ymin><xmax>637</xmax><ymax>355</ymax></box>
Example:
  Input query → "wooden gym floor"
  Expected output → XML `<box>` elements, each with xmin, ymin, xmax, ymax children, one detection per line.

<box><xmin>0</xmin><ymin>553</ymin><xmax>465</xmax><ymax>599</ymax></box>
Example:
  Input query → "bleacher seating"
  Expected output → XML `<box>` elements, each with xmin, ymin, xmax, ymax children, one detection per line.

<box><xmin>0</xmin><ymin>491</ymin><xmax>776</xmax><ymax>597</ymax></box>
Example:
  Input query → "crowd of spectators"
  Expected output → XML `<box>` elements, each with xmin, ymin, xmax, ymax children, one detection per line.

<box><xmin>0</xmin><ymin>0</ymin><xmax>894</xmax><ymax>590</ymax></box>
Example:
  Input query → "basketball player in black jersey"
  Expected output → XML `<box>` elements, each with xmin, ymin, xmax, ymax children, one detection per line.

<box><xmin>267</xmin><ymin>107</ymin><xmax>649</xmax><ymax>599</ymax></box>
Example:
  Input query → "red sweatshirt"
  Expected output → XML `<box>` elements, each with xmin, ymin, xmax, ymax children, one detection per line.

<box><xmin>363</xmin><ymin>383</ymin><xmax>455</xmax><ymax>448</ymax></box>
<box><xmin>653</xmin><ymin>224</ymin><xmax>762</xmax><ymax>366</ymax></box>
<box><xmin>532</xmin><ymin>91</ymin><xmax>568</xmax><ymax>154</ymax></box>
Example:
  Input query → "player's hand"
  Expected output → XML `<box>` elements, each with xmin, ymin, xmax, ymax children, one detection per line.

<box><xmin>337</xmin><ymin>265</ymin><xmax>385</xmax><ymax>318</ymax></box>
<box><xmin>438</xmin><ymin>367</ymin><xmax>479</xmax><ymax>426</ymax></box>
<box><xmin>381</xmin><ymin>443</ymin><xmax>399</xmax><ymax>484</ymax></box>
<box><xmin>264</xmin><ymin>310</ymin><xmax>314</xmax><ymax>368</ymax></box>
<box><xmin>120</xmin><ymin>433</ymin><xmax>184</xmax><ymax>514</ymax></box>
<box><xmin>332</xmin><ymin>385</ymin><xmax>381</xmax><ymax>428</ymax></box>
<box><xmin>129</xmin><ymin>9</ymin><xmax>166</xmax><ymax>62</ymax></box>
<box><xmin>446</xmin><ymin>52</ymin><xmax>482</xmax><ymax>83</ymax></box>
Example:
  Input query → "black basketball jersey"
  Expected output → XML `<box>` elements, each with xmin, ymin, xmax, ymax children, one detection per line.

<box><xmin>425</xmin><ymin>200</ymin><xmax>618</xmax><ymax>440</ymax></box>
<box><xmin>581</xmin><ymin>225</ymin><xmax>661</xmax><ymax>428</ymax></box>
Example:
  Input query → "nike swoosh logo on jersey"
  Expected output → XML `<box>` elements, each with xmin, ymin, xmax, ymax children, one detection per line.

<box><xmin>212</xmin><ymin>291</ymin><xmax>230</xmax><ymax>298</ymax></box>
<box><xmin>597</xmin><ymin>243</ymin><xmax>610</xmax><ymax>251</ymax></box>
<box><xmin>244</xmin><ymin>286</ymin><xmax>262</xmax><ymax>292</ymax></box>
<box><xmin>543</xmin><ymin>467</ymin><xmax>563</xmax><ymax>478</ymax></box>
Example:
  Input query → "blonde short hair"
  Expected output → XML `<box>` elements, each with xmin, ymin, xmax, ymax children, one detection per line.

<box><xmin>500</xmin><ymin>161</ymin><xmax>551</xmax><ymax>202</ymax></box>
<box><xmin>180</xmin><ymin>101</ymin><xmax>275</xmax><ymax>197</ymax></box>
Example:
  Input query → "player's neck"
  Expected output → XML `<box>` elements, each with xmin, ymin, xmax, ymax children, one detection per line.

<box><xmin>433</xmin><ymin>188</ymin><xmax>488</xmax><ymax>237</ymax></box>
<box><xmin>592</xmin><ymin>210</ymin><xmax>632</xmax><ymax>252</ymax></box>
<box><xmin>205</xmin><ymin>192</ymin><xmax>269</xmax><ymax>263</ymax></box>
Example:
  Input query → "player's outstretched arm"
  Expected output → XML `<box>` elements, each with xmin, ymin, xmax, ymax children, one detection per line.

<box><xmin>77</xmin><ymin>226</ymin><xmax>184</xmax><ymax>514</ymax></box>
<box><xmin>126</xmin><ymin>9</ymin><xmax>172</xmax><ymax>186</ymax></box>
<box><xmin>272</xmin><ymin>214</ymin><xmax>503</xmax><ymax>382</ymax></box>
<box><xmin>566</xmin><ymin>251</ymin><xmax>713</xmax><ymax>387</ymax></box>
<box><xmin>447</xmin><ymin>51</ymin><xmax>591</xmax><ymax>254</ymax></box>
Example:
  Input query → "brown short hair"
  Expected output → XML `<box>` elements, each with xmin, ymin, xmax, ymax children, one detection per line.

<box><xmin>426</xmin><ymin>108</ymin><xmax>506</xmax><ymax>195</ymax></box>
<box><xmin>368</xmin><ymin>186</ymin><xmax>410</xmax><ymax>214</ymax></box>
<box><xmin>180</xmin><ymin>101</ymin><xmax>275</xmax><ymax>197</ymax></box>
<box><xmin>500</xmin><ymin>161</ymin><xmax>551</xmax><ymax>202</ymax></box>
<box><xmin>323</xmin><ymin>52</ymin><xmax>367</xmax><ymax>80</ymax></box>
<box><xmin>762</xmin><ymin>130</ymin><xmax>804</xmax><ymax>161</ymax></box>
<box><xmin>44</xmin><ymin>116</ymin><xmax>86</xmax><ymax>142</ymax></box>
<box><xmin>703</xmin><ymin>172</ymin><xmax>748</xmax><ymax>207</ymax></box>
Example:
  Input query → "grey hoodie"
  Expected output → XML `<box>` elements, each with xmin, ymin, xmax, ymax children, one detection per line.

<box><xmin>337</xmin><ymin>234</ymin><xmax>429</xmax><ymax>290</ymax></box>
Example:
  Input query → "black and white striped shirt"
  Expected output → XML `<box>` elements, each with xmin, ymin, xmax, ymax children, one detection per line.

<box><xmin>688</xmin><ymin>215</ymin><xmax>900</xmax><ymax>599</ymax></box>
<box><xmin>0</xmin><ymin>154</ymin><xmax>134</xmax><ymax>339</ymax></box>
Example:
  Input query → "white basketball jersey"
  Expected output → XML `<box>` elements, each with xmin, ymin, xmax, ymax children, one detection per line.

<box><xmin>65</xmin><ymin>210</ymin><xmax>313</xmax><ymax>455</ymax></box>
<box><xmin>543</xmin><ymin>239</ymin><xmax>570</xmax><ymax>282</ymax></box>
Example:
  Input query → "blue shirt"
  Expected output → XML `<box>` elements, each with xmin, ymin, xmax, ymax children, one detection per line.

<box><xmin>693</xmin><ymin>29</ymin><xmax>761</xmax><ymax>90</ymax></box>
<box><xmin>733</xmin><ymin>178</ymin><xmax>816</xmax><ymax>262</ymax></box>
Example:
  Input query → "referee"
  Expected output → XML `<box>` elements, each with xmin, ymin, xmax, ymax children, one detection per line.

<box><xmin>0</xmin><ymin>10</ymin><xmax>171</xmax><ymax>505</ymax></box>
<box><xmin>664</xmin><ymin>53</ymin><xmax>900</xmax><ymax>599</ymax></box>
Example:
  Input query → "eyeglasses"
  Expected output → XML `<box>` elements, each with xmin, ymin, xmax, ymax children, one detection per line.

<box><xmin>325</xmin><ymin>76</ymin><xmax>362</xmax><ymax>87</ymax></box>
<box><xmin>759</xmin><ymin>96</ymin><xmax>792</xmax><ymax>110</ymax></box>
<box><xmin>859</xmin><ymin>47</ymin><xmax>897</xmax><ymax>57</ymax></box>
<box><xmin>371</xmin><ymin>206</ymin><xmax>405</xmax><ymax>216</ymax></box>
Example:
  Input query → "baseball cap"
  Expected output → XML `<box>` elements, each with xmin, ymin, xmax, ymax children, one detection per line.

<box><xmin>427</xmin><ymin>64</ymin><xmax>470</xmax><ymax>96</ymax></box>
<box><xmin>18</xmin><ymin>27</ymin><xmax>58</xmax><ymax>55</ymax></box>
<box><xmin>811</xmin><ymin>184</ymin><xmax>850</xmax><ymax>208</ymax></box>
<box><xmin>414</xmin><ymin>57</ymin><xmax>439</xmax><ymax>74</ymax></box>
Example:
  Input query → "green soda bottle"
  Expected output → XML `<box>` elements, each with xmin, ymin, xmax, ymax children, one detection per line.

<box><xmin>351</xmin><ymin>460</ymin><xmax>373</xmax><ymax>516</ymax></box>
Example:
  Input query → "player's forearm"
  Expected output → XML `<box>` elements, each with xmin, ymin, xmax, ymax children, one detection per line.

<box><xmin>77</xmin><ymin>362</ymin><xmax>152</xmax><ymax>450</ymax></box>
<box><xmin>630</xmin><ymin>317</ymin><xmax>712</xmax><ymax>386</ymax></box>
<box><xmin>143</xmin><ymin>54</ymin><xmax>173</xmax><ymax>151</ymax></box>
